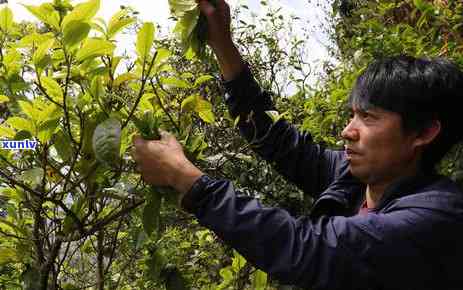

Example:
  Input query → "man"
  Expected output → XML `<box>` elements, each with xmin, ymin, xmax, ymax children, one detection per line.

<box><xmin>132</xmin><ymin>0</ymin><xmax>463</xmax><ymax>289</ymax></box>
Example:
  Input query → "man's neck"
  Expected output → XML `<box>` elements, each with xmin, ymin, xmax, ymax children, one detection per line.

<box><xmin>365</xmin><ymin>185</ymin><xmax>386</xmax><ymax>209</ymax></box>
<box><xmin>365</xmin><ymin>167</ymin><xmax>421</xmax><ymax>208</ymax></box>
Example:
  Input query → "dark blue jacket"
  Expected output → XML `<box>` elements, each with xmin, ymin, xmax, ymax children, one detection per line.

<box><xmin>181</xmin><ymin>67</ymin><xmax>463</xmax><ymax>290</ymax></box>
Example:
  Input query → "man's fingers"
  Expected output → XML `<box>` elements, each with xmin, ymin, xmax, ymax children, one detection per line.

<box><xmin>159</xmin><ymin>130</ymin><xmax>175</xmax><ymax>142</ymax></box>
<box><xmin>132</xmin><ymin>135</ymin><xmax>145</xmax><ymax>148</ymax></box>
<box><xmin>198</xmin><ymin>0</ymin><xmax>216</xmax><ymax>17</ymax></box>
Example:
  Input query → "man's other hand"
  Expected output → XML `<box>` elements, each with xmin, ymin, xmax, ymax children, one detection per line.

<box><xmin>197</xmin><ymin>0</ymin><xmax>232</xmax><ymax>51</ymax></box>
<box><xmin>132</xmin><ymin>131</ymin><xmax>203</xmax><ymax>195</ymax></box>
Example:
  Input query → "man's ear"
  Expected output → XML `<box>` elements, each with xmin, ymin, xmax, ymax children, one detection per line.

<box><xmin>413</xmin><ymin>119</ymin><xmax>441</xmax><ymax>148</ymax></box>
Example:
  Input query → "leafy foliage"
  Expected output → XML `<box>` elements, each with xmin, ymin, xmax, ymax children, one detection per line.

<box><xmin>0</xmin><ymin>0</ymin><xmax>311</xmax><ymax>289</ymax></box>
<box><xmin>170</xmin><ymin>0</ymin><xmax>217</xmax><ymax>59</ymax></box>
<box><xmin>7</xmin><ymin>0</ymin><xmax>458</xmax><ymax>289</ymax></box>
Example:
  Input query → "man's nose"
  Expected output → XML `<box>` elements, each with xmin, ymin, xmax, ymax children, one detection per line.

<box><xmin>341</xmin><ymin>119</ymin><xmax>359</xmax><ymax>141</ymax></box>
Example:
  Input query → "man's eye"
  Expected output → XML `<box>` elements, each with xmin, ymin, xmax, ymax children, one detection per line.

<box><xmin>358</xmin><ymin>111</ymin><xmax>370</xmax><ymax>119</ymax></box>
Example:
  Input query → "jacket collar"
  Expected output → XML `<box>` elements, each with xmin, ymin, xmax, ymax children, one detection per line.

<box><xmin>310</xmin><ymin>168</ymin><xmax>442</xmax><ymax>218</ymax></box>
<box><xmin>374</xmin><ymin>170</ymin><xmax>441</xmax><ymax>211</ymax></box>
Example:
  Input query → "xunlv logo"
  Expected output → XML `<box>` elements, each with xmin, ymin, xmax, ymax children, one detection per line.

<box><xmin>1</xmin><ymin>139</ymin><xmax>37</xmax><ymax>150</ymax></box>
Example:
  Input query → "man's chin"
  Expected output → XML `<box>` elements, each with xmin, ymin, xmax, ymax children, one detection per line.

<box><xmin>348</xmin><ymin>164</ymin><xmax>369</xmax><ymax>183</ymax></box>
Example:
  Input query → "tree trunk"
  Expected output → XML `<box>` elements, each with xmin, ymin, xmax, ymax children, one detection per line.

<box><xmin>96</xmin><ymin>230</ymin><xmax>105</xmax><ymax>290</ymax></box>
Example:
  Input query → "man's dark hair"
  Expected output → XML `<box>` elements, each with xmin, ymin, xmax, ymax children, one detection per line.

<box><xmin>348</xmin><ymin>55</ymin><xmax>463</xmax><ymax>173</ymax></box>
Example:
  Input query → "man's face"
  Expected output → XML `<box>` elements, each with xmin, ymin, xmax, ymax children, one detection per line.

<box><xmin>341</xmin><ymin>106</ymin><xmax>420</xmax><ymax>186</ymax></box>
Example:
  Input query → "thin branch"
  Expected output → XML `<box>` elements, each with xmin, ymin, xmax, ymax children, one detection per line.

<box><xmin>122</xmin><ymin>51</ymin><xmax>158</xmax><ymax>129</ymax></box>
<box><xmin>34</xmin><ymin>81</ymin><xmax>64</xmax><ymax>109</ymax></box>
<box><xmin>64</xmin><ymin>199</ymin><xmax>144</xmax><ymax>242</ymax></box>
<box><xmin>43</xmin><ymin>197</ymin><xmax>85</xmax><ymax>234</ymax></box>
<box><xmin>0</xmin><ymin>169</ymin><xmax>43</xmax><ymax>198</ymax></box>
<box><xmin>0</xmin><ymin>229</ymin><xmax>27</xmax><ymax>240</ymax></box>
<box><xmin>150</xmin><ymin>79</ymin><xmax>181</xmax><ymax>134</ymax></box>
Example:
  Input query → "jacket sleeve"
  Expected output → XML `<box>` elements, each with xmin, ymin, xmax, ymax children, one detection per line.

<box><xmin>223</xmin><ymin>66</ymin><xmax>344</xmax><ymax>197</ymax></box>
<box><xmin>182</xmin><ymin>176</ymin><xmax>442</xmax><ymax>290</ymax></box>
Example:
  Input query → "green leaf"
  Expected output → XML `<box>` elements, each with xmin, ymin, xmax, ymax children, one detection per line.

<box><xmin>181</xmin><ymin>94</ymin><xmax>197</xmax><ymax>112</ymax></box>
<box><xmin>18</xmin><ymin>101</ymin><xmax>35</xmax><ymax>119</ymax></box>
<box><xmin>170</xmin><ymin>0</ymin><xmax>211</xmax><ymax>58</ymax></box>
<box><xmin>3</xmin><ymin>48</ymin><xmax>21</xmax><ymax>77</ymax></box>
<box><xmin>231</xmin><ymin>250</ymin><xmax>246</xmax><ymax>272</ymax></box>
<box><xmin>61</xmin><ymin>0</ymin><xmax>100</xmax><ymax>31</ymax></box>
<box><xmin>6</xmin><ymin>117</ymin><xmax>34</xmax><ymax>133</ymax></box>
<box><xmin>0</xmin><ymin>124</ymin><xmax>15</xmax><ymax>138</ymax></box>
<box><xmin>38</xmin><ymin>118</ymin><xmax>60</xmax><ymax>143</ymax></box>
<box><xmin>35</xmin><ymin>101</ymin><xmax>60</xmax><ymax>125</ymax></box>
<box><xmin>196</xmin><ymin>98</ymin><xmax>215</xmax><ymax>123</ymax></box>
<box><xmin>63</xmin><ymin>21</ymin><xmax>91</xmax><ymax>47</ymax></box>
<box><xmin>113</xmin><ymin>72</ymin><xmax>138</xmax><ymax>87</ymax></box>
<box><xmin>161</xmin><ymin>76</ymin><xmax>191</xmax><ymax>89</ymax></box>
<box><xmin>53</xmin><ymin>130</ymin><xmax>73</xmax><ymax>162</ymax></box>
<box><xmin>133</xmin><ymin>110</ymin><xmax>161</xmax><ymax>140</ymax></box>
<box><xmin>0</xmin><ymin>247</ymin><xmax>18</xmax><ymax>265</ymax></box>
<box><xmin>168</xmin><ymin>0</ymin><xmax>197</xmax><ymax>18</ymax></box>
<box><xmin>252</xmin><ymin>270</ymin><xmax>268</xmax><ymax>290</ymax></box>
<box><xmin>145</xmin><ymin>249</ymin><xmax>167</xmax><ymax>282</ymax></box>
<box><xmin>265</xmin><ymin>110</ymin><xmax>283</xmax><ymax>123</ymax></box>
<box><xmin>19</xmin><ymin>32</ymin><xmax>53</xmax><ymax>48</ymax></box>
<box><xmin>63</xmin><ymin>197</ymin><xmax>85</xmax><ymax>234</ymax></box>
<box><xmin>0</xmin><ymin>95</ymin><xmax>9</xmax><ymax>103</ymax></box>
<box><xmin>41</xmin><ymin>76</ymin><xmax>63</xmax><ymax>102</ymax></box>
<box><xmin>90</xmin><ymin>76</ymin><xmax>105</xmax><ymax>99</ymax></box>
<box><xmin>218</xmin><ymin>267</ymin><xmax>233</xmax><ymax>288</ymax></box>
<box><xmin>173</xmin><ymin>8</ymin><xmax>200</xmax><ymax>44</ymax></box>
<box><xmin>62</xmin><ymin>283</ymin><xmax>80</xmax><ymax>290</ymax></box>
<box><xmin>181</xmin><ymin>94</ymin><xmax>215</xmax><ymax>123</ymax></box>
<box><xmin>92</xmin><ymin>117</ymin><xmax>121</xmax><ymax>167</ymax></box>
<box><xmin>413</xmin><ymin>0</ymin><xmax>432</xmax><ymax>12</ymax></box>
<box><xmin>19</xmin><ymin>168</ymin><xmax>44</xmax><ymax>189</ymax></box>
<box><xmin>23</xmin><ymin>4</ymin><xmax>60</xmax><ymax>29</ymax></box>
<box><xmin>136</xmin><ymin>22</ymin><xmax>155</xmax><ymax>62</ymax></box>
<box><xmin>233</xmin><ymin>115</ymin><xmax>240</xmax><ymax>128</ymax></box>
<box><xmin>150</xmin><ymin>48</ymin><xmax>172</xmax><ymax>75</ymax></box>
<box><xmin>76</xmin><ymin>38</ymin><xmax>115</xmax><ymax>62</ymax></box>
<box><xmin>0</xmin><ymin>6</ymin><xmax>14</xmax><ymax>33</ymax></box>
<box><xmin>194</xmin><ymin>74</ymin><xmax>214</xmax><ymax>87</ymax></box>
<box><xmin>0</xmin><ymin>218</ymin><xmax>22</xmax><ymax>235</ymax></box>
<box><xmin>33</xmin><ymin>38</ymin><xmax>55</xmax><ymax>68</ymax></box>
<box><xmin>108</xmin><ymin>9</ymin><xmax>135</xmax><ymax>39</ymax></box>
<box><xmin>142</xmin><ymin>190</ymin><xmax>162</xmax><ymax>237</ymax></box>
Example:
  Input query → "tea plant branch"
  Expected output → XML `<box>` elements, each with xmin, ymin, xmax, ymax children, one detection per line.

<box><xmin>40</xmin><ymin>143</ymin><xmax>49</xmax><ymax>193</ymax></box>
<box><xmin>43</xmin><ymin>197</ymin><xmax>85</xmax><ymax>235</ymax></box>
<box><xmin>56</xmin><ymin>241</ymin><xmax>71</xmax><ymax>280</ymax></box>
<box><xmin>0</xmin><ymin>154</ymin><xmax>20</xmax><ymax>171</ymax></box>
<box><xmin>61</xmin><ymin>44</ymin><xmax>79</xmax><ymax>146</ymax></box>
<box><xmin>122</xmin><ymin>51</ymin><xmax>158</xmax><ymax>130</ymax></box>
<box><xmin>83</xmin><ymin>198</ymin><xmax>144</xmax><ymax>238</ymax></box>
<box><xmin>33</xmin><ymin>209</ymin><xmax>46</xmax><ymax>268</ymax></box>
<box><xmin>113</xmin><ymin>244</ymin><xmax>145</xmax><ymax>289</ymax></box>
<box><xmin>96</xmin><ymin>230</ymin><xmax>105</xmax><ymax>290</ymax></box>
<box><xmin>66</xmin><ymin>161</ymin><xmax>98</xmax><ymax>192</ymax></box>
<box><xmin>104</xmin><ymin>218</ymin><xmax>123</xmax><ymax>275</ymax></box>
<box><xmin>58</xmin><ymin>108</ymin><xmax>87</xmax><ymax>195</ymax></box>
<box><xmin>104</xmin><ymin>55</ymin><xmax>115</xmax><ymax>92</ymax></box>
<box><xmin>150</xmin><ymin>79</ymin><xmax>181</xmax><ymax>133</ymax></box>
<box><xmin>35</xmin><ymin>80</ymin><xmax>64</xmax><ymax>109</ymax></box>
<box><xmin>0</xmin><ymin>228</ymin><xmax>27</xmax><ymax>241</ymax></box>
<box><xmin>42</xmin><ymin>238</ymin><xmax>63</xmax><ymax>290</ymax></box>
<box><xmin>0</xmin><ymin>169</ymin><xmax>85</xmax><ymax>236</ymax></box>
<box><xmin>0</xmin><ymin>168</ymin><xmax>43</xmax><ymax>198</ymax></box>
<box><xmin>61</xmin><ymin>144</ymin><xmax>92</xmax><ymax>197</ymax></box>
